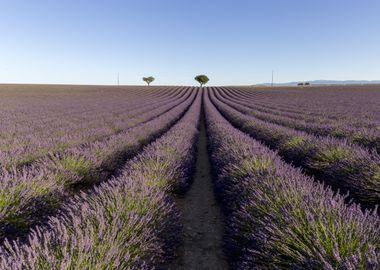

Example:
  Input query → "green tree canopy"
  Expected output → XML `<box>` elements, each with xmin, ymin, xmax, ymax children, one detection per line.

<box><xmin>143</xmin><ymin>76</ymin><xmax>155</xmax><ymax>86</ymax></box>
<box><xmin>194</xmin><ymin>75</ymin><xmax>209</xmax><ymax>87</ymax></box>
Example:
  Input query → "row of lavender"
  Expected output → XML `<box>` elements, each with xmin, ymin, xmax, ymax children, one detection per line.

<box><xmin>218</xmin><ymin>87</ymin><xmax>380</xmax><ymax>153</ymax></box>
<box><xmin>2</xmin><ymin>87</ymin><xmax>187</xmax><ymax>173</ymax></box>
<box><xmin>0</xmin><ymin>88</ymin><xmax>202</xmax><ymax>269</ymax></box>
<box><xmin>0</xmin><ymin>85</ymin><xmax>162</xmax><ymax>142</ymax></box>
<box><xmin>229</xmin><ymin>85</ymin><xmax>380</xmax><ymax>126</ymax></box>
<box><xmin>210</xmin><ymin>88</ymin><xmax>380</xmax><ymax>210</ymax></box>
<box><xmin>0</xmin><ymin>88</ymin><xmax>195</xmax><ymax>242</ymax></box>
<box><xmin>0</xmin><ymin>86</ymin><xmax>186</xmax><ymax>168</ymax></box>
<box><xmin>204</xmin><ymin>89</ymin><xmax>380</xmax><ymax>269</ymax></box>
<box><xmin>0</xmin><ymin>85</ymin><xmax>173</xmax><ymax>133</ymax></box>
<box><xmin>224</xmin><ymin>87</ymin><xmax>376</xmax><ymax>126</ymax></box>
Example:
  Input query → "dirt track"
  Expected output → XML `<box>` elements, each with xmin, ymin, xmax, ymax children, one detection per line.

<box><xmin>168</xmin><ymin>110</ymin><xmax>228</xmax><ymax>270</ymax></box>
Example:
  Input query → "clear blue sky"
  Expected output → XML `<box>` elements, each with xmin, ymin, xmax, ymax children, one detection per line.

<box><xmin>0</xmin><ymin>0</ymin><xmax>379</xmax><ymax>85</ymax></box>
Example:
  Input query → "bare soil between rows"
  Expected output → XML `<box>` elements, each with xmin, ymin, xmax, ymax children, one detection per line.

<box><xmin>168</xmin><ymin>111</ymin><xmax>228</xmax><ymax>270</ymax></box>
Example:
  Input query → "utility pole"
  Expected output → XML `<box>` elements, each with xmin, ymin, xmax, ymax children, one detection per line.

<box><xmin>271</xmin><ymin>70</ymin><xmax>274</xmax><ymax>87</ymax></box>
<box><xmin>117</xmin><ymin>72</ymin><xmax>120</xmax><ymax>86</ymax></box>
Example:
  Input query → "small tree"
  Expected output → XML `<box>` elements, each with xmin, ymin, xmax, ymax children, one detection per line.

<box><xmin>194</xmin><ymin>75</ymin><xmax>209</xmax><ymax>87</ymax></box>
<box><xmin>143</xmin><ymin>76</ymin><xmax>155</xmax><ymax>86</ymax></box>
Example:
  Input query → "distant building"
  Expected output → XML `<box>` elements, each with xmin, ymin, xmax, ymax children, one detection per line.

<box><xmin>298</xmin><ymin>82</ymin><xmax>311</xmax><ymax>86</ymax></box>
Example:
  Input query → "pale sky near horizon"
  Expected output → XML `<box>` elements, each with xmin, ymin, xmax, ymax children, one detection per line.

<box><xmin>0</xmin><ymin>0</ymin><xmax>379</xmax><ymax>86</ymax></box>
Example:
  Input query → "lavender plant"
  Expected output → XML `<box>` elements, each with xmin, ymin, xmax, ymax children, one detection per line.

<box><xmin>0</xmin><ymin>88</ymin><xmax>196</xmax><ymax>242</ymax></box>
<box><xmin>0</xmin><ymin>88</ymin><xmax>202</xmax><ymax>269</ymax></box>
<box><xmin>210</xmin><ymin>88</ymin><xmax>380</xmax><ymax>210</ymax></box>
<box><xmin>204</xmin><ymin>88</ymin><xmax>380</xmax><ymax>269</ymax></box>
<box><xmin>226</xmin><ymin>85</ymin><xmax>380</xmax><ymax>128</ymax></box>
<box><xmin>0</xmin><ymin>86</ymin><xmax>187</xmax><ymax>168</ymax></box>
<box><xmin>216</xmin><ymin>87</ymin><xmax>380</xmax><ymax>153</ymax></box>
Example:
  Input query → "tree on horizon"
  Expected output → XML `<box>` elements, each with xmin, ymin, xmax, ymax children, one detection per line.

<box><xmin>195</xmin><ymin>75</ymin><xmax>209</xmax><ymax>87</ymax></box>
<box><xmin>143</xmin><ymin>76</ymin><xmax>155</xmax><ymax>86</ymax></box>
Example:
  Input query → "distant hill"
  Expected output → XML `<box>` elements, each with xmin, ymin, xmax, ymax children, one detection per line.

<box><xmin>258</xmin><ymin>80</ymin><xmax>380</xmax><ymax>86</ymax></box>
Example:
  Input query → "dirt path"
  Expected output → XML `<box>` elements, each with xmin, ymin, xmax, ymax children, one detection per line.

<box><xmin>168</xmin><ymin>111</ymin><xmax>228</xmax><ymax>270</ymax></box>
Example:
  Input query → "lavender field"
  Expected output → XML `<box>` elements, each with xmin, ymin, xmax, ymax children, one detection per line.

<box><xmin>0</xmin><ymin>84</ymin><xmax>379</xmax><ymax>269</ymax></box>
